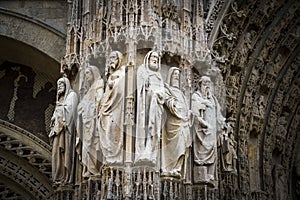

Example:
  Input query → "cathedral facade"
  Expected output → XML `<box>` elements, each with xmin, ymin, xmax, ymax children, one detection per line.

<box><xmin>0</xmin><ymin>1</ymin><xmax>299</xmax><ymax>199</ymax></box>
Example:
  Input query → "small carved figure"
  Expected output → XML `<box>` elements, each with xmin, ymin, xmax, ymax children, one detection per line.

<box><xmin>98</xmin><ymin>51</ymin><xmax>125</xmax><ymax>165</ymax></box>
<box><xmin>218</xmin><ymin>123</ymin><xmax>237</xmax><ymax>173</ymax></box>
<box><xmin>226</xmin><ymin>76</ymin><xmax>238</xmax><ymax>108</ymax></box>
<box><xmin>135</xmin><ymin>50</ymin><xmax>164</xmax><ymax>165</ymax></box>
<box><xmin>191</xmin><ymin>76</ymin><xmax>225</xmax><ymax>186</ymax></box>
<box><xmin>161</xmin><ymin>67</ymin><xmax>192</xmax><ymax>178</ymax></box>
<box><xmin>273</xmin><ymin>164</ymin><xmax>288</xmax><ymax>200</ymax></box>
<box><xmin>49</xmin><ymin>77</ymin><xmax>78</xmax><ymax>184</ymax></box>
<box><xmin>77</xmin><ymin>65</ymin><xmax>104</xmax><ymax>178</ymax></box>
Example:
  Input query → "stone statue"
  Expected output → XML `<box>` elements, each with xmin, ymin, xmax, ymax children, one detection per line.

<box><xmin>135</xmin><ymin>50</ymin><xmax>164</xmax><ymax>165</ymax></box>
<box><xmin>191</xmin><ymin>76</ymin><xmax>225</xmax><ymax>186</ymax></box>
<box><xmin>218</xmin><ymin>122</ymin><xmax>237</xmax><ymax>173</ymax></box>
<box><xmin>49</xmin><ymin>77</ymin><xmax>78</xmax><ymax>184</ymax></box>
<box><xmin>77</xmin><ymin>65</ymin><xmax>104</xmax><ymax>178</ymax></box>
<box><xmin>161</xmin><ymin>67</ymin><xmax>192</xmax><ymax>178</ymax></box>
<box><xmin>98</xmin><ymin>51</ymin><xmax>125</xmax><ymax>165</ymax></box>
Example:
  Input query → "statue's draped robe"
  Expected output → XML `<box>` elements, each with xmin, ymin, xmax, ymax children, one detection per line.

<box><xmin>192</xmin><ymin>91</ymin><xmax>224</xmax><ymax>181</ymax></box>
<box><xmin>50</xmin><ymin>77</ymin><xmax>78</xmax><ymax>183</ymax></box>
<box><xmin>161</xmin><ymin>84</ymin><xmax>192</xmax><ymax>177</ymax></box>
<box><xmin>98</xmin><ymin>65</ymin><xmax>125</xmax><ymax>165</ymax></box>
<box><xmin>77</xmin><ymin>77</ymin><xmax>103</xmax><ymax>177</ymax></box>
<box><xmin>135</xmin><ymin>63</ymin><xmax>164</xmax><ymax>165</ymax></box>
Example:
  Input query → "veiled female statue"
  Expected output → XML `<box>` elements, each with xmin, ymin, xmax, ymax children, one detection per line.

<box><xmin>135</xmin><ymin>50</ymin><xmax>164</xmax><ymax>166</ymax></box>
<box><xmin>77</xmin><ymin>65</ymin><xmax>104</xmax><ymax>178</ymax></box>
<box><xmin>49</xmin><ymin>77</ymin><xmax>78</xmax><ymax>184</ymax></box>
<box><xmin>191</xmin><ymin>76</ymin><xmax>225</xmax><ymax>186</ymax></box>
<box><xmin>98</xmin><ymin>51</ymin><xmax>125</xmax><ymax>165</ymax></box>
<box><xmin>161</xmin><ymin>67</ymin><xmax>192</xmax><ymax>178</ymax></box>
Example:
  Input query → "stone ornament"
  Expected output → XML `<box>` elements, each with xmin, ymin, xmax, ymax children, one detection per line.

<box><xmin>49</xmin><ymin>77</ymin><xmax>78</xmax><ymax>184</ymax></box>
<box><xmin>76</xmin><ymin>65</ymin><xmax>104</xmax><ymax>178</ymax></box>
<box><xmin>191</xmin><ymin>76</ymin><xmax>225</xmax><ymax>186</ymax></box>
<box><xmin>135</xmin><ymin>51</ymin><xmax>164</xmax><ymax>166</ymax></box>
<box><xmin>161</xmin><ymin>67</ymin><xmax>192</xmax><ymax>179</ymax></box>
<box><xmin>98</xmin><ymin>51</ymin><xmax>126</xmax><ymax>165</ymax></box>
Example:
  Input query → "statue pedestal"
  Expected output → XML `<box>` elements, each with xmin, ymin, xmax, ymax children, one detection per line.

<box><xmin>87</xmin><ymin>177</ymin><xmax>101</xmax><ymax>200</ymax></box>
<box><xmin>53</xmin><ymin>184</ymin><xmax>74</xmax><ymax>200</ymax></box>
<box><xmin>75</xmin><ymin>176</ymin><xmax>101</xmax><ymax>200</ymax></box>
<box><xmin>194</xmin><ymin>165</ymin><xmax>208</xmax><ymax>184</ymax></box>
<box><xmin>193</xmin><ymin>185</ymin><xmax>219</xmax><ymax>200</ymax></box>
<box><xmin>161</xmin><ymin>177</ymin><xmax>184</xmax><ymax>199</ymax></box>
<box><xmin>131</xmin><ymin>166</ymin><xmax>159</xmax><ymax>200</ymax></box>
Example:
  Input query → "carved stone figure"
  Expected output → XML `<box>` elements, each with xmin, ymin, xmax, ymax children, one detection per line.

<box><xmin>49</xmin><ymin>77</ymin><xmax>78</xmax><ymax>184</ymax></box>
<box><xmin>218</xmin><ymin>123</ymin><xmax>237</xmax><ymax>173</ymax></box>
<box><xmin>273</xmin><ymin>164</ymin><xmax>288</xmax><ymax>200</ymax></box>
<box><xmin>191</xmin><ymin>76</ymin><xmax>225</xmax><ymax>186</ymax></box>
<box><xmin>77</xmin><ymin>65</ymin><xmax>104</xmax><ymax>178</ymax></box>
<box><xmin>226</xmin><ymin>76</ymin><xmax>238</xmax><ymax>111</ymax></box>
<box><xmin>98</xmin><ymin>51</ymin><xmax>125</xmax><ymax>165</ymax></box>
<box><xmin>161</xmin><ymin>67</ymin><xmax>192</xmax><ymax>178</ymax></box>
<box><xmin>135</xmin><ymin>50</ymin><xmax>164</xmax><ymax>165</ymax></box>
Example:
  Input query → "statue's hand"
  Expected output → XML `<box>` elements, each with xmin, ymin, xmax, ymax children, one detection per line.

<box><xmin>145</xmin><ymin>78</ymin><xmax>150</xmax><ymax>90</ymax></box>
<box><xmin>155</xmin><ymin>90</ymin><xmax>165</xmax><ymax>104</ymax></box>
<box><xmin>198</xmin><ymin>117</ymin><xmax>209</xmax><ymax>128</ymax></box>
<box><xmin>50</xmin><ymin>116</ymin><xmax>55</xmax><ymax>127</ymax></box>
<box><xmin>48</xmin><ymin>130</ymin><xmax>55</xmax><ymax>138</ymax></box>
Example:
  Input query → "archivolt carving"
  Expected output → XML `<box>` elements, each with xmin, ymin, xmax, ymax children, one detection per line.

<box><xmin>0</xmin><ymin>120</ymin><xmax>53</xmax><ymax>199</ymax></box>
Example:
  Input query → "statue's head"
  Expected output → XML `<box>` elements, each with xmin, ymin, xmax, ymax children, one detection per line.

<box><xmin>85</xmin><ymin>65</ymin><xmax>100</xmax><ymax>85</ymax></box>
<box><xmin>109</xmin><ymin>51</ymin><xmax>123</xmax><ymax>71</ymax></box>
<box><xmin>167</xmin><ymin>67</ymin><xmax>181</xmax><ymax>88</ymax></box>
<box><xmin>198</xmin><ymin>76</ymin><xmax>213</xmax><ymax>97</ymax></box>
<box><xmin>56</xmin><ymin>77</ymin><xmax>71</xmax><ymax>100</ymax></box>
<box><xmin>57</xmin><ymin>78</ymin><xmax>66</xmax><ymax>95</ymax></box>
<box><xmin>144</xmin><ymin>50</ymin><xmax>160</xmax><ymax>72</ymax></box>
